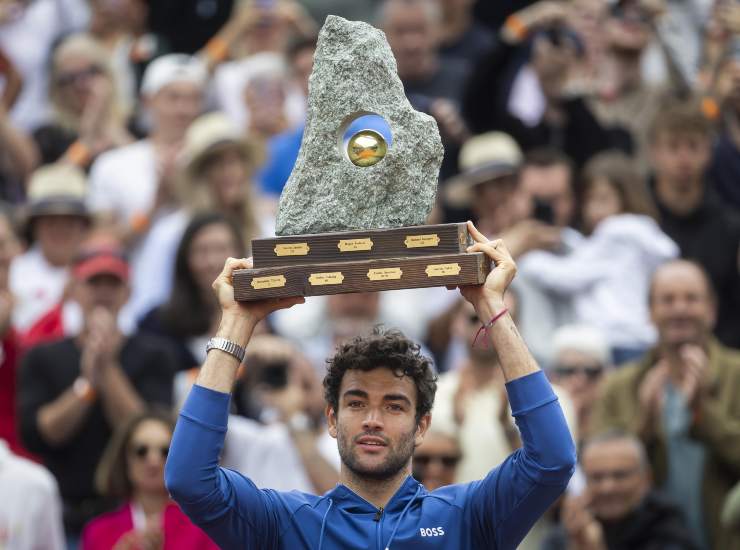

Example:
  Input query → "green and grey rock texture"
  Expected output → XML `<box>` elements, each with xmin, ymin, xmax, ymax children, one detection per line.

<box><xmin>275</xmin><ymin>15</ymin><xmax>443</xmax><ymax>236</ymax></box>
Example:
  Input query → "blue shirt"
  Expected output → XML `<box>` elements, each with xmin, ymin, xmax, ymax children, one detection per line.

<box><xmin>165</xmin><ymin>371</ymin><xmax>575</xmax><ymax>549</ymax></box>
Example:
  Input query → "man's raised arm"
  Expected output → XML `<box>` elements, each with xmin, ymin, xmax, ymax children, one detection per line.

<box><xmin>164</xmin><ymin>258</ymin><xmax>304</xmax><ymax>548</ymax></box>
<box><xmin>460</xmin><ymin>222</ymin><xmax>576</xmax><ymax>550</ymax></box>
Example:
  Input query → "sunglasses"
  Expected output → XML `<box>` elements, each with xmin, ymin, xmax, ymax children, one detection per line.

<box><xmin>414</xmin><ymin>454</ymin><xmax>461</xmax><ymax>469</ymax></box>
<box><xmin>129</xmin><ymin>444</ymin><xmax>169</xmax><ymax>460</ymax></box>
<box><xmin>56</xmin><ymin>65</ymin><xmax>103</xmax><ymax>87</ymax></box>
<box><xmin>553</xmin><ymin>365</ymin><xmax>603</xmax><ymax>380</ymax></box>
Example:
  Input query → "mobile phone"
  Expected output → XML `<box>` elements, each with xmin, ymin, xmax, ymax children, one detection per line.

<box><xmin>533</xmin><ymin>198</ymin><xmax>555</xmax><ymax>225</ymax></box>
<box><xmin>256</xmin><ymin>360</ymin><xmax>289</xmax><ymax>389</ymax></box>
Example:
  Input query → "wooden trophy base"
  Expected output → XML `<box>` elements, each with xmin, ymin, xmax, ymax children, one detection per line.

<box><xmin>233</xmin><ymin>223</ymin><xmax>490</xmax><ymax>301</ymax></box>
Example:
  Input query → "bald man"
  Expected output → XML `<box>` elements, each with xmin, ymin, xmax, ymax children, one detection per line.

<box><xmin>592</xmin><ymin>259</ymin><xmax>740</xmax><ymax>550</ymax></box>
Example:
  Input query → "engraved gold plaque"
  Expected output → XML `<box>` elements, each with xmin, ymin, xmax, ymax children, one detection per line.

<box><xmin>367</xmin><ymin>268</ymin><xmax>403</xmax><ymax>281</ymax></box>
<box><xmin>338</xmin><ymin>238</ymin><xmax>373</xmax><ymax>252</ymax></box>
<box><xmin>251</xmin><ymin>275</ymin><xmax>287</xmax><ymax>289</ymax></box>
<box><xmin>404</xmin><ymin>234</ymin><xmax>440</xmax><ymax>248</ymax></box>
<box><xmin>425</xmin><ymin>263</ymin><xmax>462</xmax><ymax>277</ymax></box>
<box><xmin>274</xmin><ymin>243</ymin><xmax>310</xmax><ymax>256</ymax></box>
<box><xmin>309</xmin><ymin>272</ymin><xmax>345</xmax><ymax>286</ymax></box>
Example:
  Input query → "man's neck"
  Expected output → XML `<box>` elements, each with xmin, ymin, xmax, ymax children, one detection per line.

<box><xmin>465</xmin><ymin>356</ymin><xmax>500</xmax><ymax>386</ymax></box>
<box><xmin>340</xmin><ymin>465</ymin><xmax>410</xmax><ymax>509</ymax></box>
<box><xmin>654</xmin><ymin>176</ymin><xmax>704</xmax><ymax>216</ymax></box>
<box><xmin>151</xmin><ymin>129</ymin><xmax>184</xmax><ymax>148</ymax></box>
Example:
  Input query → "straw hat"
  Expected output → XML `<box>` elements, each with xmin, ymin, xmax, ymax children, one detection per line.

<box><xmin>443</xmin><ymin>132</ymin><xmax>523</xmax><ymax>208</ymax></box>
<box><xmin>26</xmin><ymin>163</ymin><xmax>89</xmax><ymax>220</ymax></box>
<box><xmin>181</xmin><ymin>112</ymin><xmax>264</xmax><ymax>177</ymax></box>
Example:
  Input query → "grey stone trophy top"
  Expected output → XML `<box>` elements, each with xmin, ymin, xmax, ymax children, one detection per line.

<box><xmin>275</xmin><ymin>15</ymin><xmax>443</xmax><ymax>236</ymax></box>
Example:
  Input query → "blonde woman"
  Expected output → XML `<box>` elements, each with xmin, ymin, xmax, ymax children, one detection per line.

<box><xmin>34</xmin><ymin>33</ymin><xmax>133</xmax><ymax>167</ymax></box>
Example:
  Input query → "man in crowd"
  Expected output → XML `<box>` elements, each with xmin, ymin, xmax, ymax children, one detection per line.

<box><xmin>10</xmin><ymin>164</ymin><xmax>89</xmax><ymax>333</ymax></box>
<box><xmin>543</xmin><ymin>431</ymin><xmax>697</xmax><ymax>550</ymax></box>
<box><xmin>88</xmin><ymin>53</ymin><xmax>206</xmax><ymax>319</ymax></box>
<box><xmin>649</xmin><ymin>99</ymin><xmax>740</xmax><ymax>349</ymax></box>
<box><xmin>165</xmin><ymin>223</ymin><xmax>576</xmax><ymax>549</ymax></box>
<box><xmin>593</xmin><ymin>259</ymin><xmax>740</xmax><ymax>549</ymax></box>
<box><xmin>18</xmin><ymin>240</ymin><xmax>177</xmax><ymax>539</ymax></box>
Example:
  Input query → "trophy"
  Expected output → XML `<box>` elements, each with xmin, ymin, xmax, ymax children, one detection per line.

<box><xmin>233</xmin><ymin>16</ymin><xmax>489</xmax><ymax>301</ymax></box>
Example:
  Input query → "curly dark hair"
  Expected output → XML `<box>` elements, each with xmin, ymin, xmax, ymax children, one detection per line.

<box><xmin>324</xmin><ymin>326</ymin><xmax>437</xmax><ymax>423</ymax></box>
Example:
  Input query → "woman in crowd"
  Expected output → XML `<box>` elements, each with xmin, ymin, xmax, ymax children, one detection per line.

<box><xmin>518</xmin><ymin>151</ymin><xmax>679</xmax><ymax>364</ymax></box>
<box><xmin>139</xmin><ymin>212</ymin><xmax>246</xmax><ymax>370</ymax></box>
<box><xmin>34</xmin><ymin>33</ymin><xmax>133</xmax><ymax>166</ymax></box>
<box><xmin>82</xmin><ymin>409</ymin><xmax>217</xmax><ymax>550</ymax></box>
<box><xmin>130</xmin><ymin>111</ymin><xmax>266</xmax><ymax>320</ymax></box>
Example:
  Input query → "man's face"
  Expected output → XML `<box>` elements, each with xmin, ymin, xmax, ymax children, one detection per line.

<box><xmin>413</xmin><ymin>432</ymin><xmax>461</xmax><ymax>491</ymax></box>
<box><xmin>582</xmin><ymin>439</ymin><xmax>649</xmax><ymax>521</ymax></box>
<box><xmin>74</xmin><ymin>273</ymin><xmax>130</xmax><ymax>316</ymax></box>
<box><xmin>650</xmin><ymin>132</ymin><xmax>711</xmax><ymax>192</ymax></box>
<box><xmin>471</xmin><ymin>175</ymin><xmax>522</xmax><ymax>234</ymax></box>
<box><xmin>147</xmin><ymin>81</ymin><xmax>203</xmax><ymax>138</ymax></box>
<box><xmin>605</xmin><ymin>0</ymin><xmax>652</xmax><ymax>52</ymax></box>
<box><xmin>328</xmin><ymin>368</ymin><xmax>430</xmax><ymax>480</ymax></box>
<box><xmin>551</xmin><ymin>349</ymin><xmax>605</xmax><ymax>412</ymax></box>
<box><xmin>383</xmin><ymin>3</ymin><xmax>438</xmax><ymax>81</ymax></box>
<box><xmin>519</xmin><ymin>164</ymin><xmax>574</xmax><ymax>227</ymax></box>
<box><xmin>650</xmin><ymin>262</ymin><xmax>716</xmax><ymax>348</ymax></box>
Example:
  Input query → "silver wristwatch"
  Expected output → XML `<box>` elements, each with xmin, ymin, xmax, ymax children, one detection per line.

<box><xmin>205</xmin><ymin>337</ymin><xmax>246</xmax><ymax>363</ymax></box>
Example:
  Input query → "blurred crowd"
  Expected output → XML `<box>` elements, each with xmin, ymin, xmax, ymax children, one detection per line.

<box><xmin>0</xmin><ymin>0</ymin><xmax>740</xmax><ymax>549</ymax></box>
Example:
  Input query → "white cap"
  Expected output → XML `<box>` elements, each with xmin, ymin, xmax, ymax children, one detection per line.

<box><xmin>140</xmin><ymin>54</ymin><xmax>207</xmax><ymax>96</ymax></box>
<box><xmin>551</xmin><ymin>324</ymin><xmax>611</xmax><ymax>367</ymax></box>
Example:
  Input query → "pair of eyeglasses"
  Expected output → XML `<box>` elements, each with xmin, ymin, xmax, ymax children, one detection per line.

<box><xmin>414</xmin><ymin>454</ymin><xmax>461</xmax><ymax>469</ymax></box>
<box><xmin>129</xmin><ymin>444</ymin><xmax>169</xmax><ymax>460</ymax></box>
<box><xmin>56</xmin><ymin>65</ymin><xmax>103</xmax><ymax>87</ymax></box>
<box><xmin>553</xmin><ymin>365</ymin><xmax>603</xmax><ymax>380</ymax></box>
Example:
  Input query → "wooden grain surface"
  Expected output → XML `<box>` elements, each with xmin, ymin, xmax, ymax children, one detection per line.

<box><xmin>234</xmin><ymin>252</ymin><xmax>491</xmax><ymax>301</ymax></box>
<box><xmin>251</xmin><ymin>223</ymin><xmax>470</xmax><ymax>268</ymax></box>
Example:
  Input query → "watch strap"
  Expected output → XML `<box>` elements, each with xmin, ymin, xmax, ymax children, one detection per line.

<box><xmin>206</xmin><ymin>337</ymin><xmax>246</xmax><ymax>363</ymax></box>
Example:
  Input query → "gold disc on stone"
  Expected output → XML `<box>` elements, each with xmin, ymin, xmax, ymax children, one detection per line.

<box><xmin>347</xmin><ymin>129</ymin><xmax>387</xmax><ymax>167</ymax></box>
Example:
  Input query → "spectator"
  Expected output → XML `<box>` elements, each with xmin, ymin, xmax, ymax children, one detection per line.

<box><xmin>412</xmin><ymin>430</ymin><xmax>461</xmax><ymax>491</ymax></box>
<box><xmin>0</xmin><ymin>0</ymin><xmax>89</xmax><ymax>131</ymax></box>
<box><xmin>592</xmin><ymin>259</ymin><xmax>740</xmax><ymax>549</ymax></box>
<box><xmin>131</xmin><ymin>113</ymin><xmax>264</xmax><ymax>319</ymax></box>
<box><xmin>438</xmin><ymin>0</ymin><xmax>495</xmax><ymax>69</ymax></box>
<box><xmin>0</xmin><ymin>204</ymin><xmax>23</xmax><ymax>455</ymax></box>
<box><xmin>649</xmin><ymin>98</ymin><xmax>740</xmax><ymax>348</ymax></box>
<box><xmin>549</xmin><ymin>324</ymin><xmax>611</xmax><ymax>443</ymax></box>
<box><xmin>82</xmin><ymin>409</ymin><xmax>217</xmax><ymax>550</ymax></box>
<box><xmin>34</xmin><ymin>33</ymin><xmax>133</xmax><ymax>166</ymax></box>
<box><xmin>223</xmin><ymin>335</ymin><xmax>339</xmax><ymax>495</ymax></box>
<box><xmin>0</xmin><ymin>68</ymin><xmax>38</xmax><ymax>200</ymax></box>
<box><xmin>708</xmin><ymin>40</ymin><xmax>740</xmax><ymax>211</ymax></box>
<box><xmin>139</xmin><ymin>213</ymin><xmax>247</xmax><ymax>370</ymax></box>
<box><xmin>543</xmin><ymin>431</ymin><xmax>698</xmax><ymax>550</ymax></box>
<box><xmin>519</xmin><ymin>152</ymin><xmax>679</xmax><ymax>363</ymax></box>
<box><xmin>18</xmin><ymin>239</ymin><xmax>177</xmax><ymax>539</ymax></box>
<box><xmin>0</xmin><ymin>438</ymin><xmax>65</xmax><ymax>550</ymax></box>
<box><xmin>381</xmin><ymin>0</ymin><xmax>471</xmax><ymax>177</ymax></box>
<box><xmin>88</xmin><ymin>53</ymin><xmax>206</xmax><ymax>248</ymax></box>
<box><xmin>463</xmin><ymin>1</ymin><xmax>629</xmax><ymax>168</ymax></box>
<box><xmin>10</xmin><ymin>163</ymin><xmax>90</xmax><ymax>333</ymax></box>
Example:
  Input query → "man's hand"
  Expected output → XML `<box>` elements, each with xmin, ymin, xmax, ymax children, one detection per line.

<box><xmin>562</xmin><ymin>492</ymin><xmax>607</xmax><ymax>550</ymax></box>
<box><xmin>678</xmin><ymin>344</ymin><xmax>710</xmax><ymax>407</ymax></box>
<box><xmin>636</xmin><ymin>360</ymin><xmax>668</xmax><ymax>438</ymax></box>
<box><xmin>213</xmin><ymin>258</ymin><xmax>304</xmax><ymax>328</ymax></box>
<box><xmin>459</xmin><ymin>221</ymin><xmax>517</xmax><ymax>311</ymax></box>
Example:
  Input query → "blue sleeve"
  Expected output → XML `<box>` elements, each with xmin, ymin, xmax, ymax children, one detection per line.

<box><xmin>468</xmin><ymin>371</ymin><xmax>576</xmax><ymax>550</ymax></box>
<box><xmin>164</xmin><ymin>385</ymin><xmax>280</xmax><ymax>549</ymax></box>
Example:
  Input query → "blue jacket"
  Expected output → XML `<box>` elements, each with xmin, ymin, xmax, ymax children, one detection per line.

<box><xmin>165</xmin><ymin>371</ymin><xmax>575</xmax><ymax>549</ymax></box>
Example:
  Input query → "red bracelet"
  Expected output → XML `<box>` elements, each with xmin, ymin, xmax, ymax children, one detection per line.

<box><xmin>472</xmin><ymin>308</ymin><xmax>509</xmax><ymax>348</ymax></box>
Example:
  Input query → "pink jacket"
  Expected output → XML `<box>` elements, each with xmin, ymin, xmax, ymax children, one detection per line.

<box><xmin>82</xmin><ymin>501</ymin><xmax>218</xmax><ymax>550</ymax></box>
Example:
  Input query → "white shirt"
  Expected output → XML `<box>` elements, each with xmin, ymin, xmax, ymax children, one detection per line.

<box><xmin>9</xmin><ymin>246</ymin><xmax>69</xmax><ymax>332</ymax></box>
<box><xmin>519</xmin><ymin>214</ymin><xmax>679</xmax><ymax>349</ymax></box>
<box><xmin>0</xmin><ymin>440</ymin><xmax>65</xmax><ymax>550</ymax></box>
<box><xmin>88</xmin><ymin>140</ymin><xmax>157</xmax><ymax>226</ymax></box>
<box><xmin>222</xmin><ymin>416</ymin><xmax>339</xmax><ymax>494</ymax></box>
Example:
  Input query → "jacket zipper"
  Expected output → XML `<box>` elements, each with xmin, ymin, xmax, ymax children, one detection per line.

<box><xmin>375</xmin><ymin>506</ymin><xmax>384</xmax><ymax>550</ymax></box>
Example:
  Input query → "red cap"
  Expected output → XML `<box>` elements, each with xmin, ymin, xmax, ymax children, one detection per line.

<box><xmin>73</xmin><ymin>249</ymin><xmax>130</xmax><ymax>282</ymax></box>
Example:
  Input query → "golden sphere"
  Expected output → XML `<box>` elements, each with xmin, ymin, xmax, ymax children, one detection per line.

<box><xmin>347</xmin><ymin>130</ymin><xmax>387</xmax><ymax>167</ymax></box>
